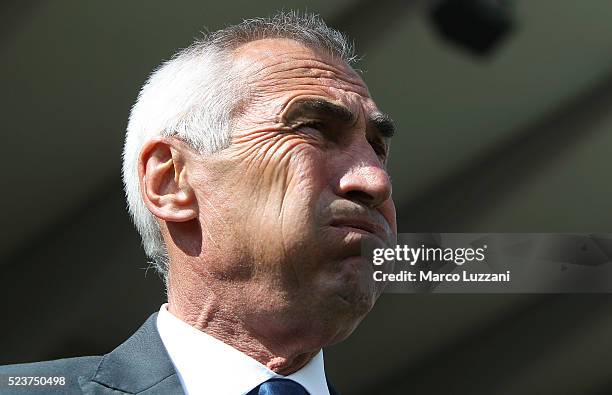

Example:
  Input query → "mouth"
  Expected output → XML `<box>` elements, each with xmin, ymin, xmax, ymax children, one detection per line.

<box><xmin>329</xmin><ymin>218</ymin><xmax>386</xmax><ymax>240</ymax></box>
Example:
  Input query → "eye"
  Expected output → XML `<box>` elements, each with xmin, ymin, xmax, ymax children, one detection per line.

<box><xmin>299</xmin><ymin>120</ymin><xmax>325</xmax><ymax>131</ymax></box>
<box><xmin>297</xmin><ymin>120</ymin><xmax>338</xmax><ymax>143</ymax></box>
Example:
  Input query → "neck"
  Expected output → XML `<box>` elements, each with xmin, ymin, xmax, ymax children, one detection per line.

<box><xmin>166</xmin><ymin>282</ymin><xmax>320</xmax><ymax>375</ymax></box>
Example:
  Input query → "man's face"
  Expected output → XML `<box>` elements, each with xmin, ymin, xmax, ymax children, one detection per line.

<box><xmin>185</xmin><ymin>38</ymin><xmax>396</xmax><ymax>345</ymax></box>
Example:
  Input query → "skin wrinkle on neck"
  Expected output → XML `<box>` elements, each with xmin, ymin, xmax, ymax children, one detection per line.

<box><xmin>169</xmin><ymin>279</ymin><xmax>319</xmax><ymax>374</ymax></box>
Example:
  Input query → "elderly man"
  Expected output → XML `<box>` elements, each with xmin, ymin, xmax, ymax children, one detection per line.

<box><xmin>0</xmin><ymin>11</ymin><xmax>396</xmax><ymax>395</ymax></box>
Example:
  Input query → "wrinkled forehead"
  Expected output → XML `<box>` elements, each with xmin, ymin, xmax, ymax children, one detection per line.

<box><xmin>230</xmin><ymin>38</ymin><xmax>376</xmax><ymax>118</ymax></box>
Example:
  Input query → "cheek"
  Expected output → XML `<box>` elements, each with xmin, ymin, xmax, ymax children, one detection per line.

<box><xmin>276</xmin><ymin>144</ymin><xmax>328</xmax><ymax>239</ymax></box>
<box><xmin>229</xmin><ymin>132</ymin><xmax>329</xmax><ymax>237</ymax></box>
<box><xmin>236</xmin><ymin>132</ymin><xmax>326</xmax><ymax>201</ymax></box>
<box><xmin>285</xmin><ymin>144</ymin><xmax>327</xmax><ymax>198</ymax></box>
<box><xmin>380</xmin><ymin>199</ymin><xmax>398</xmax><ymax>236</ymax></box>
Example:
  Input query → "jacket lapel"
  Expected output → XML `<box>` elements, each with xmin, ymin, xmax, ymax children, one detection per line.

<box><xmin>79</xmin><ymin>313</ymin><xmax>184</xmax><ymax>394</ymax></box>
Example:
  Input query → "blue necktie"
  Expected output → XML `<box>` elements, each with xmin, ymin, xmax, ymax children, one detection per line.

<box><xmin>247</xmin><ymin>378</ymin><xmax>309</xmax><ymax>395</ymax></box>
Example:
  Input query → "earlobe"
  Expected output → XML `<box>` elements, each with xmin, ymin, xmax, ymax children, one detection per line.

<box><xmin>138</xmin><ymin>138</ymin><xmax>198</xmax><ymax>222</ymax></box>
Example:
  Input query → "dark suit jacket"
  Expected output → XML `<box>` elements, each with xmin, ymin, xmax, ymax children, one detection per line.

<box><xmin>0</xmin><ymin>313</ymin><xmax>339</xmax><ymax>395</ymax></box>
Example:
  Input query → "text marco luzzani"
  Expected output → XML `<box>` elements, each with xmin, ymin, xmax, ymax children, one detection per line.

<box><xmin>371</xmin><ymin>244</ymin><xmax>511</xmax><ymax>283</ymax></box>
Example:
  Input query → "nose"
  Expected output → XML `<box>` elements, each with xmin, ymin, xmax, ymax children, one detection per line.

<box><xmin>334</xmin><ymin>141</ymin><xmax>392</xmax><ymax>208</ymax></box>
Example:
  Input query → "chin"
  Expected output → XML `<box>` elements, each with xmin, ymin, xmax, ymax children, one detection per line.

<box><xmin>336</xmin><ymin>286</ymin><xmax>376</xmax><ymax>318</ymax></box>
<box><xmin>315</xmin><ymin>279</ymin><xmax>377</xmax><ymax>341</ymax></box>
<box><xmin>336</xmin><ymin>256</ymin><xmax>379</xmax><ymax>309</ymax></box>
<box><xmin>321</xmin><ymin>304</ymin><xmax>371</xmax><ymax>346</ymax></box>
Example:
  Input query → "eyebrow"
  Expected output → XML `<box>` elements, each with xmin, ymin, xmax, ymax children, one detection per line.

<box><xmin>369</xmin><ymin>112</ymin><xmax>395</xmax><ymax>138</ymax></box>
<box><xmin>281</xmin><ymin>98</ymin><xmax>395</xmax><ymax>138</ymax></box>
<box><xmin>282</xmin><ymin>98</ymin><xmax>354</xmax><ymax>124</ymax></box>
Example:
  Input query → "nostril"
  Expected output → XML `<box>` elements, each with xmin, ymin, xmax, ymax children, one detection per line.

<box><xmin>345</xmin><ymin>190</ymin><xmax>376</xmax><ymax>207</ymax></box>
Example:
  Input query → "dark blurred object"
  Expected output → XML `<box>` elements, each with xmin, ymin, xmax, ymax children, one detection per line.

<box><xmin>430</xmin><ymin>0</ymin><xmax>514</xmax><ymax>55</ymax></box>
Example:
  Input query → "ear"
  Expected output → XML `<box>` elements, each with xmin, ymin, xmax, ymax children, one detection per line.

<box><xmin>138</xmin><ymin>137</ymin><xmax>198</xmax><ymax>222</ymax></box>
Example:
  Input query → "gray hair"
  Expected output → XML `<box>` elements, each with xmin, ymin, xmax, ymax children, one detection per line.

<box><xmin>122</xmin><ymin>11</ymin><xmax>356</xmax><ymax>283</ymax></box>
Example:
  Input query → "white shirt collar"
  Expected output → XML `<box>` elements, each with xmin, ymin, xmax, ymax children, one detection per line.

<box><xmin>156</xmin><ymin>304</ymin><xmax>330</xmax><ymax>395</ymax></box>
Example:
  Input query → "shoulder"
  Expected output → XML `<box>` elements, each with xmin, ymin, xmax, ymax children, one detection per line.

<box><xmin>0</xmin><ymin>313</ymin><xmax>173</xmax><ymax>394</ymax></box>
<box><xmin>0</xmin><ymin>356</ymin><xmax>102</xmax><ymax>394</ymax></box>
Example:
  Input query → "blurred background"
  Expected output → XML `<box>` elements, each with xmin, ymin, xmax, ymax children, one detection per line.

<box><xmin>2</xmin><ymin>1</ymin><xmax>612</xmax><ymax>394</ymax></box>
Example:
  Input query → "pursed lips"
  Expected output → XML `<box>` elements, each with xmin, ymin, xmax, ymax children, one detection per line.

<box><xmin>328</xmin><ymin>217</ymin><xmax>389</xmax><ymax>242</ymax></box>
